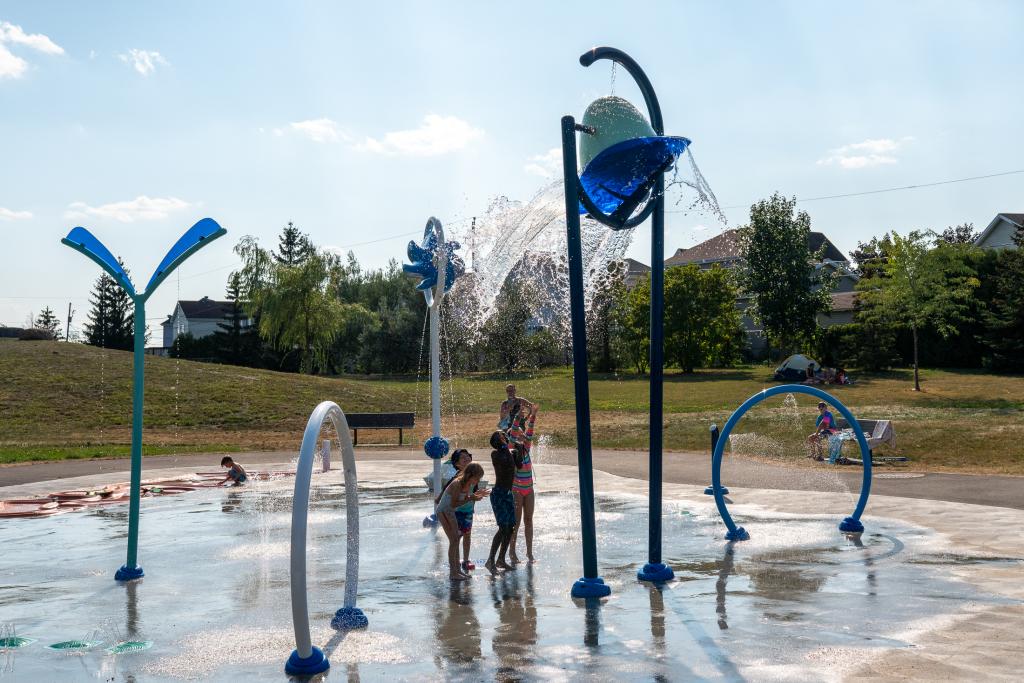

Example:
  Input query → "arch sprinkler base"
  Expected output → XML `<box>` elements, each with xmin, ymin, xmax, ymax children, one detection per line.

<box><xmin>114</xmin><ymin>565</ymin><xmax>144</xmax><ymax>581</ymax></box>
<box><xmin>571</xmin><ymin>576</ymin><xmax>611</xmax><ymax>599</ymax></box>
<box><xmin>638</xmin><ymin>562</ymin><xmax>674</xmax><ymax>582</ymax></box>
<box><xmin>331</xmin><ymin>606</ymin><xmax>369</xmax><ymax>630</ymax></box>
<box><xmin>285</xmin><ymin>646</ymin><xmax>329</xmax><ymax>676</ymax></box>
<box><xmin>288</xmin><ymin>401</ymin><xmax>366</xmax><ymax>676</ymax></box>
<box><xmin>710</xmin><ymin>384</ymin><xmax>873</xmax><ymax>541</ymax></box>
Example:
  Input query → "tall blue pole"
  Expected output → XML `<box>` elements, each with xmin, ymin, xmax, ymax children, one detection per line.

<box><xmin>561</xmin><ymin>115</ymin><xmax>610</xmax><ymax>599</ymax></box>
<box><xmin>115</xmin><ymin>298</ymin><xmax>147</xmax><ymax>581</ymax></box>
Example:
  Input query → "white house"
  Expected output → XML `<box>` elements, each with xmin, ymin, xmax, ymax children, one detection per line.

<box><xmin>161</xmin><ymin>296</ymin><xmax>251</xmax><ymax>349</ymax></box>
<box><xmin>974</xmin><ymin>213</ymin><xmax>1023</xmax><ymax>250</ymax></box>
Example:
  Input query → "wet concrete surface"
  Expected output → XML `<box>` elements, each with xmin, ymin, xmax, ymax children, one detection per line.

<box><xmin>4</xmin><ymin>448</ymin><xmax>1021</xmax><ymax>510</ymax></box>
<box><xmin>2</xmin><ymin>463</ymin><xmax>1021</xmax><ymax>681</ymax></box>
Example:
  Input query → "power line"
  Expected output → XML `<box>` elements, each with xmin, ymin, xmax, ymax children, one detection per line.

<box><xmin>671</xmin><ymin>168</ymin><xmax>1024</xmax><ymax>213</ymax></box>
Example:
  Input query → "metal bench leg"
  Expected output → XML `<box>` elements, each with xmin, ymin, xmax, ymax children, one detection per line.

<box><xmin>353</xmin><ymin>429</ymin><xmax>358</xmax><ymax>446</ymax></box>
<box><xmin>399</xmin><ymin>428</ymin><xmax>403</xmax><ymax>445</ymax></box>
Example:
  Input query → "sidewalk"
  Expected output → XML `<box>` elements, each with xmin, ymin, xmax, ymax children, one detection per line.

<box><xmin>4</xmin><ymin>447</ymin><xmax>1022</xmax><ymax>509</ymax></box>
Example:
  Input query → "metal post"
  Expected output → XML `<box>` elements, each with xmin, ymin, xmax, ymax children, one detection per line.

<box><xmin>115</xmin><ymin>298</ymin><xmax>146</xmax><ymax>581</ymax></box>
<box><xmin>704</xmin><ymin>423</ymin><xmax>728</xmax><ymax>495</ymax></box>
<box><xmin>561</xmin><ymin>115</ymin><xmax>610</xmax><ymax>599</ymax></box>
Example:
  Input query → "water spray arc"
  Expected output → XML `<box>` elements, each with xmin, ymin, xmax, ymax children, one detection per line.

<box><xmin>286</xmin><ymin>401</ymin><xmax>366</xmax><ymax>677</ymax></box>
<box><xmin>403</xmin><ymin>217</ymin><xmax>465</xmax><ymax>526</ymax></box>
<box><xmin>710</xmin><ymin>385</ymin><xmax>873</xmax><ymax>541</ymax></box>
<box><xmin>61</xmin><ymin>218</ymin><xmax>226</xmax><ymax>581</ymax></box>
<box><xmin>561</xmin><ymin>47</ymin><xmax>692</xmax><ymax>597</ymax></box>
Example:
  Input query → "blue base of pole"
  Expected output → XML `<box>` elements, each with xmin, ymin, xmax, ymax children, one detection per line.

<box><xmin>285</xmin><ymin>646</ymin><xmax>329</xmax><ymax>676</ymax></box>
<box><xmin>114</xmin><ymin>565</ymin><xmax>144</xmax><ymax>581</ymax></box>
<box><xmin>571</xmin><ymin>576</ymin><xmax>611</xmax><ymax>599</ymax></box>
<box><xmin>724</xmin><ymin>527</ymin><xmax>749</xmax><ymax>541</ymax></box>
<box><xmin>839</xmin><ymin>517</ymin><xmax>865</xmax><ymax>533</ymax></box>
<box><xmin>422</xmin><ymin>513</ymin><xmax>438</xmax><ymax>528</ymax></box>
<box><xmin>637</xmin><ymin>562</ymin><xmax>674</xmax><ymax>582</ymax></box>
<box><xmin>331</xmin><ymin>606</ymin><xmax>368</xmax><ymax>630</ymax></box>
<box><xmin>704</xmin><ymin>485</ymin><xmax>729</xmax><ymax>495</ymax></box>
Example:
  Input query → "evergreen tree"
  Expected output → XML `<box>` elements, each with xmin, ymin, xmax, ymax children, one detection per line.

<box><xmin>937</xmin><ymin>222</ymin><xmax>979</xmax><ymax>246</ymax></box>
<box><xmin>34</xmin><ymin>306</ymin><xmax>62</xmax><ymax>340</ymax></box>
<box><xmin>215</xmin><ymin>272</ymin><xmax>248</xmax><ymax>363</ymax></box>
<box><xmin>737</xmin><ymin>193</ymin><xmax>837</xmax><ymax>357</ymax></box>
<box><xmin>982</xmin><ymin>226</ymin><xmax>1024</xmax><ymax>370</ymax></box>
<box><xmin>83</xmin><ymin>263</ymin><xmax>134</xmax><ymax>350</ymax></box>
<box><xmin>273</xmin><ymin>221</ymin><xmax>314</xmax><ymax>266</ymax></box>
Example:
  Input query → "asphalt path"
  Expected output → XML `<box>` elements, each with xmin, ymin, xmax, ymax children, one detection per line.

<box><xmin>2</xmin><ymin>448</ymin><xmax>1021</xmax><ymax>510</ymax></box>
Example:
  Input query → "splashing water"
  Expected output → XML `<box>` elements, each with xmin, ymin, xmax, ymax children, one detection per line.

<box><xmin>448</xmin><ymin>149</ymin><xmax>724</xmax><ymax>342</ymax></box>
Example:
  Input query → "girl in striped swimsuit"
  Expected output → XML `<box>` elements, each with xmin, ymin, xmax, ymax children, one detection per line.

<box><xmin>508</xmin><ymin>403</ymin><xmax>538</xmax><ymax>564</ymax></box>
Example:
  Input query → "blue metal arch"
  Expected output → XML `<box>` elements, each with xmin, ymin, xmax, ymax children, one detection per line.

<box><xmin>711</xmin><ymin>384</ymin><xmax>872</xmax><ymax>539</ymax></box>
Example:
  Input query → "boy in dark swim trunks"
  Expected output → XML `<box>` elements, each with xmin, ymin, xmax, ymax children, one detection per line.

<box><xmin>219</xmin><ymin>456</ymin><xmax>248</xmax><ymax>486</ymax></box>
<box><xmin>485</xmin><ymin>430</ymin><xmax>522</xmax><ymax>575</ymax></box>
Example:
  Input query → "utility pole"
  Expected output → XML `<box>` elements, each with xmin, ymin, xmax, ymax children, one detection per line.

<box><xmin>66</xmin><ymin>302</ymin><xmax>75</xmax><ymax>341</ymax></box>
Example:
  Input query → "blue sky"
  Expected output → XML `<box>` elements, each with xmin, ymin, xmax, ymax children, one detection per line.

<box><xmin>2</xmin><ymin>1</ymin><xmax>1022</xmax><ymax>338</ymax></box>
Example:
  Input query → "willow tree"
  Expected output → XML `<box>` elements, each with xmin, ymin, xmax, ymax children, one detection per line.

<box><xmin>234</xmin><ymin>235</ymin><xmax>345</xmax><ymax>374</ymax></box>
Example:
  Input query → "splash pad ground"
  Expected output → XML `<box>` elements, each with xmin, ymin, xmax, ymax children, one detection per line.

<box><xmin>2</xmin><ymin>460</ymin><xmax>1022</xmax><ymax>682</ymax></box>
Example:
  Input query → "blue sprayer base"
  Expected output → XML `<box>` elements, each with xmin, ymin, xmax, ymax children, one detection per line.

<box><xmin>422</xmin><ymin>513</ymin><xmax>438</xmax><ymax>528</ymax></box>
<box><xmin>637</xmin><ymin>562</ymin><xmax>674</xmax><ymax>582</ymax></box>
<box><xmin>839</xmin><ymin>517</ymin><xmax>865</xmax><ymax>533</ymax></box>
<box><xmin>114</xmin><ymin>565</ymin><xmax>144</xmax><ymax>581</ymax></box>
<box><xmin>285</xmin><ymin>646</ymin><xmax>329</xmax><ymax>676</ymax></box>
<box><xmin>704</xmin><ymin>485</ymin><xmax>729</xmax><ymax>495</ymax></box>
<box><xmin>571</xmin><ymin>576</ymin><xmax>611</xmax><ymax>599</ymax></box>
<box><xmin>725</xmin><ymin>527</ymin><xmax>749</xmax><ymax>541</ymax></box>
<box><xmin>331</xmin><ymin>606</ymin><xmax>368</xmax><ymax>630</ymax></box>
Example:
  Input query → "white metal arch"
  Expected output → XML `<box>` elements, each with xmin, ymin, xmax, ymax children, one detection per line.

<box><xmin>286</xmin><ymin>401</ymin><xmax>364</xmax><ymax>676</ymax></box>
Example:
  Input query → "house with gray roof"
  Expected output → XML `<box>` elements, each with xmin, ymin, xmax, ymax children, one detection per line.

<box><xmin>974</xmin><ymin>213</ymin><xmax>1023</xmax><ymax>250</ymax></box>
<box><xmin>665</xmin><ymin>228</ymin><xmax>859</xmax><ymax>354</ymax></box>
<box><xmin>160</xmin><ymin>296</ymin><xmax>251</xmax><ymax>350</ymax></box>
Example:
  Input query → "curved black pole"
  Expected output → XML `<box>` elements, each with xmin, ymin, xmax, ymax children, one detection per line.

<box><xmin>579</xmin><ymin>47</ymin><xmax>673</xmax><ymax>583</ymax></box>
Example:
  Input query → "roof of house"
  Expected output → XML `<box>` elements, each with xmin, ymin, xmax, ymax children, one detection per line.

<box><xmin>624</xmin><ymin>258</ymin><xmax>650</xmax><ymax>273</ymax></box>
<box><xmin>830</xmin><ymin>291</ymin><xmax>858</xmax><ymax>312</ymax></box>
<box><xmin>975</xmin><ymin>213</ymin><xmax>1023</xmax><ymax>248</ymax></box>
<box><xmin>176</xmin><ymin>297</ymin><xmax>237</xmax><ymax>320</ymax></box>
<box><xmin>665</xmin><ymin>228</ymin><xmax>848</xmax><ymax>266</ymax></box>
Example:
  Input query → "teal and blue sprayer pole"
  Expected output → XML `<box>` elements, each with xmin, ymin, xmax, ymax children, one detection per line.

<box><xmin>563</xmin><ymin>47</ymin><xmax>687</xmax><ymax>593</ymax></box>
<box><xmin>403</xmin><ymin>218</ymin><xmax>464</xmax><ymax>526</ymax></box>
<box><xmin>61</xmin><ymin>218</ymin><xmax>226</xmax><ymax>580</ymax></box>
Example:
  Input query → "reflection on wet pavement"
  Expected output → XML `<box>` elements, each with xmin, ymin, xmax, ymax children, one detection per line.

<box><xmin>0</xmin><ymin>473</ymin><xmax>1017</xmax><ymax>681</ymax></box>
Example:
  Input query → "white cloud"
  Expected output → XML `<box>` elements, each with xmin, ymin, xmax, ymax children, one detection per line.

<box><xmin>817</xmin><ymin>137</ymin><xmax>914</xmax><ymax>169</ymax></box>
<box><xmin>65</xmin><ymin>196</ymin><xmax>191</xmax><ymax>223</ymax></box>
<box><xmin>289</xmin><ymin>118</ymin><xmax>347</xmax><ymax>143</ymax></box>
<box><xmin>524</xmin><ymin>148</ymin><xmax>562</xmax><ymax>178</ymax></box>
<box><xmin>0</xmin><ymin>44</ymin><xmax>26</xmax><ymax>78</ymax></box>
<box><xmin>118</xmin><ymin>49</ymin><xmax>169</xmax><ymax>76</ymax></box>
<box><xmin>0</xmin><ymin>21</ymin><xmax>64</xmax><ymax>79</ymax></box>
<box><xmin>0</xmin><ymin>21</ymin><xmax>64</xmax><ymax>54</ymax></box>
<box><xmin>359</xmin><ymin>114</ymin><xmax>484</xmax><ymax>156</ymax></box>
<box><xmin>0</xmin><ymin>206</ymin><xmax>32</xmax><ymax>221</ymax></box>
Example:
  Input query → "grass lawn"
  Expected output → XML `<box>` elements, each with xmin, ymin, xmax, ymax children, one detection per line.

<box><xmin>1</xmin><ymin>339</ymin><xmax>1022</xmax><ymax>474</ymax></box>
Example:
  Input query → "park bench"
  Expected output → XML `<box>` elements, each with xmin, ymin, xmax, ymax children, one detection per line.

<box><xmin>344</xmin><ymin>412</ymin><xmax>415</xmax><ymax>446</ymax></box>
<box><xmin>834</xmin><ymin>418</ymin><xmax>907</xmax><ymax>464</ymax></box>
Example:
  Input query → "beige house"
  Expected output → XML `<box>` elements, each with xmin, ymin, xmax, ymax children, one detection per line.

<box><xmin>974</xmin><ymin>213</ymin><xmax>1022</xmax><ymax>250</ymax></box>
<box><xmin>664</xmin><ymin>229</ymin><xmax>859</xmax><ymax>353</ymax></box>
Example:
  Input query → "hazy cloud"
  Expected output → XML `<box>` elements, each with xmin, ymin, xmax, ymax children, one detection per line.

<box><xmin>359</xmin><ymin>115</ymin><xmax>483</xmax><ymax>156</ymax></box>
<box><xmin>65</xmin><ymin>196</ymin><xmax>191</xmax><ymax>223</ymax></box>
<box><xmin>524</xmin><ymin>148</ymin><xmax>562</xmax><ymax>178</ymax></box>
<box><xmin>288</xmin><ymin>118</ymin><xmax>348</xmax><ymax>143</ymax></box>
<box><xmin>0</xmin><ymin>21</ymin><xmax>64</xmax><ymax>79</ymax></box>
<box><xmin>0</xmin><ymin>206</ymin><xmax>32</xmax><ymax>221</ymax></box>
<box><xmin>817</xmin><ymin>137</ymin><xmax>914</xmax><ymax>169</ymax></box>
<box><xmin>118</xmin><ymin>49</ymin><xmax>169</xmax><ymax>76</ymax></box>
